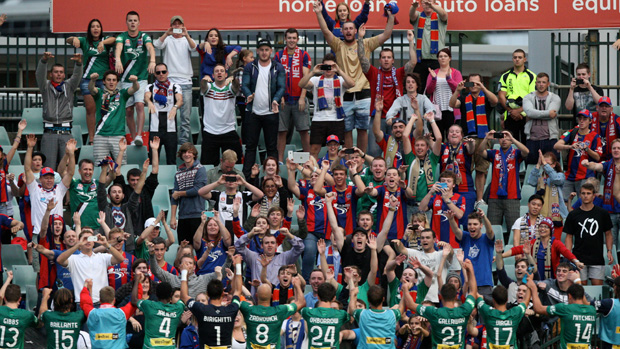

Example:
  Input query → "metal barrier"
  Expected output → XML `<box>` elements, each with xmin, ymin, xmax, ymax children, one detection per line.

<box><xmin>0</xmin><ymin>31</ymin><xmax>463</xmax><ymax>130</ymax></box>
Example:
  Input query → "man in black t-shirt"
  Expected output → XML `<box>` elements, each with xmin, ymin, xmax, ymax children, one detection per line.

<box><xmin>181</xmin><ymin>254</ymin><xmax>242</xmax><ymax>348</ymax></box>
<box><xmin>565</xmin><ymin>63</ymin><xmax>604</xmax><ymax>123</ymax></box>
<box><xmin>563</xmin><ymin>182</ymin><xmax>614</xmax><ymax>286</ymax></box>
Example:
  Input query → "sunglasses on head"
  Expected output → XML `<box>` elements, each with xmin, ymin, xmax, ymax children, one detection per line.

<box><xmin>155</xmin><ymin>70</ymin><xmax>167</xmax><ymax>75</ymax></box>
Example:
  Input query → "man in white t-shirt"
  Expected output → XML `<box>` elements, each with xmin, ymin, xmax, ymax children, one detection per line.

<box><xmin>145</xmin><ymin>63</ymin><xmax>183</xmax><ymax>165</ymax></box>
<box><xmin>24</xmin><ymin>134</ymin><xmax>76</xmax><ymax>236</ymax></box>
<box><xmin>241</xmin><ymin>38</ymin><xmax>285</xmax><ymax>178</ymax></box>
<box><xmin>200</xmin><ymin>63</ymin><xmax>242</xmax><ymax>166</ymax></box>
<box><xmin>153</xmin><ymin>15</ymin><xmax>196</xmax><ymax>145</ymax></box>
<box><xmin>298</xmin><ymin>53</ymin><xmax>355</xmax><ymax>158</ymax></box>
<box><xmin>56</xmin><ymin>229</ymin><xmax>125</xmax><ymax>303</ymax></box>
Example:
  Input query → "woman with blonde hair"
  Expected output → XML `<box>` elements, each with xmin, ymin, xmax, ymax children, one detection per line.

<box><xmin>319</xmin><ymin>0</ymin><xmax>370</xmax><ymax>40</ymax></box>
<box><xmin>404</xmin><ymin>212</ymin><xmax>430</xmax><ymax>250</ymax></box>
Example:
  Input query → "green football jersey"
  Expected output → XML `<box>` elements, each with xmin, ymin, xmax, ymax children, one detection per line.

<box><xmin>69</xmin><ymin>179</ymin><xmax>100</xmax><ymax>229</ymax></box>
<box><xmin>94</xmin><ymin>88</ymin><xmax>131</xmax><ymax>137</ymax></box>
<box><xmin>42</xmin><ymin>310</ymin><xmax>85</xmax><ymax>349</ymax></box>
<box><xmin>547</xmin><ymin>303</ymin><xmax>597</xmax><ymax>349</ymax></box>
<box><xmin>240</xmin><ymin>301</ymin><xmax>297</xmax><ymax>349</ymax></box>
<box><xmin>301</xmin><ymin>307</ymin><xmax>350</xmax><ymax>349</ymax></box>
<box><xmin>78</xmin><ymin>36</ymin><xmax>112</xmax><ymax>79</ymax></box>
<box><xmin>417</xmin><ymin>295</ymin><xmax>475</xmax><ymax>349</ymax></box>
<box><xmin>477</xmin><ymin>297</ymin><xmax>526</xmax><ymax>349</ymax></box>
<box><xmin>0</xmin><ymin>306</ymin><xmax>38</xmax><ymax>349</ymax></box>
<box><xmin>137</xmin><ymin>299</ymin><xmax>185</xmax><ymax>349</ymax></box>
<box><xmin>115</xmin><ymin>32</ymin><xmax>152</xmax><ymax>82</ymax></box>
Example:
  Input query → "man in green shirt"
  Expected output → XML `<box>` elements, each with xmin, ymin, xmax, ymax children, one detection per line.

<box><xmin>132</xmin><ymin>274</ymin><xmax>185</xmax><ymax>349</ymax></box>
<box><xmin>88</xmin><ymin>70</ymin><xmax>138</xmax><ymax>164</ymax></box>
<box><xmin>69</xmin><ymin>158</ymin><xmax>100</xmax><ymax>228</ymax></box>
<box><xmin>0</xmin><ymin>284</ymin><xmax>38</xmax><ymax>349</ymax></box>
<box><xmin>527</xmin><ymin>279</ymin><xmax>597</xmax><ymax>349</ymax></box>
<box><xmin>302</xmin><ymin>282</ymin><xmax>350</xmax><ymax>349</ymax></box>
<box><xmin>240</xmin><ymin>276</ymin><xmax>306</xmax><ymax>349</ymax></box>
<box><xmin>114</xmin><ymin>10</ymin><xmax>156</xmax><ymax>146</ymax></box>
<box><xmin>40</xmin><ymin>287</ymin><xmax>85</xmax><ymax>349</ymax></box>
<box><xmin>477</xmin><ymin>284</ymin><xmax>530</xmax><ymax>349</ymax></box>
<box><xmin>405</xmin><ymin>259</ymin><xmax>478</xmax><ymax>349</ymax></box>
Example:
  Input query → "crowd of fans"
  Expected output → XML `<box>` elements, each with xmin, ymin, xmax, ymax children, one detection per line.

<box><xmin>1</xmin><ymin>1</ymin><xmax>620</xmax><ymax>349</ymax></box>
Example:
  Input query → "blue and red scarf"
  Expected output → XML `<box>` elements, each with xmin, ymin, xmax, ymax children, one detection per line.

<box><xmin>465</xmin><ymin>90</ymin><xmax>488</xmax><ymax>139</ymax></box>
<box><xmin>318</xmin><ymin>75</ymin><xmax>345</xmax><ymax>119</ymax></box>
<box><xmin>416</xmin><ymin>12</ymin><xmax>439</xmax><ymax>63</ymax></box>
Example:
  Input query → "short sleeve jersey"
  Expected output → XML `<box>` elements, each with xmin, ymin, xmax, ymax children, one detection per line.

<box><xmin>428</xmin><ymin>193</ymin><xmax>466</xmax><ymax>248</ymax></box>
<box><xmin>78</xmin><ymin>36</ymin><xmax>112</xmax><ymax>79</ymax></box>
<box><xmin>486</xmin><ymin>148</ymin><xmax>523</xmax><ymax>200</ymax></box>
<box><xmin>187</xmin><ymin>295</ymin><xmax>241</xmax><ymax>348</ymax></box>
<box><xmin>458</xmin><ymin>232</ymin><xmax>494</xmax><ymax>287</ymax></box>
<box><xmin>328</xmin><ymin>36</ymin><xmax>380</xmax><ymax>92</ymax></box>
<box><xmin>301</xmin><ymin>307</ymin><xmax>350</xmax><ymax>349</ymax></box>
<box><xmin>0</xmin><ymin>306</ymin><xmax>38</xmax><ymax>349</ymax></box>
<box><xmin>353</xmin><ymin>308</ymin><xmax>401</xmax><ymax>349</ymax></box>
<box><xmin>562</xmin><ymin>131</ymin><xmax>603</xmax><ymax>182</ymax></box>
<box><xmin>202</xmin><ymin>81</ymin><xmax>237</xmax><ymax>134</ymax></box>
<box><xmin>547</xmin><ymin>303</ymin><xmax>597</xmax><ymax>349</ymax></box>
<box><xmin>239</xmin><ymin>301</ymin><xmax>297</xmax><ymax>349</ymax></box>
<box><xmin>476</xmin><ymin>297</ymin><xmax>525</xmax><ymax>347</ymax></box>
<box><xmin>42</xmin><ymin>310</ymin><xmax>86</xmax><ymax>349</ymax></box>
<box><xmin>137</xmin><ymin>299</ymin><xmax>186</xmax><ymax>349</ymax></box>
<box><xmin>27</xmin><ymin>180</ymin><xmax>68</xmax><ymax>236</ymax></box>
<box><xmin>416</xmin><ymin>295</ymin><xmax>475</xmax><ymax>349</ymax></box>
<box><xmin>115</xmin><ymin>32</ymin><xmax>153</xmax><ymax>82</ymax></box>
<box><xmin>69</xmin><ymin>178</ymin><xmax>100</xmax><ymax>229</ymax></box>
<box><xmin>94</xmin><ymin>88</ymin><xmax>131</xmax><ymax>137</ymax></box>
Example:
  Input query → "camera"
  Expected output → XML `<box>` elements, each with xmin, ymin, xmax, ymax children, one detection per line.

<box><xmin>576</xmin><ymin>78</ymin><xmax>584</xmax><ymax>85</ymax></box>
<box><xmin>464</xmin><ymin>82</ymin><xmax>474</xmax><ymax>88</ymax></box>
<box><xmin>320</xmin><ymin>64</ymin><xmax>331</xmax><ymax>71</ymax></box>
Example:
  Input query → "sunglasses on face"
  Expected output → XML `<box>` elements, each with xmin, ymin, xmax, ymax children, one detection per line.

<box><xmin>155</xmin><ymin>70</ymin><xmax>167</xmax><ymax>75</ymax></box>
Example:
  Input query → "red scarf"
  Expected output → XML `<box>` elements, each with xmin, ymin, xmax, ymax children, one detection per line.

<box><xmin>279</xmin><ymin>47</ymin><xmax>304</xmax><ymax>99</ymax></box>
<box><xmin>591</xmin><ymin>112</ymin><xmax>618</xmax><ymax>157</ymax></box>
<box><xmin>272</xmin><ymin>284</ymin><xmax>294</xmax><ymax>306</ymax></box>
<box><xmin>604</xmin><ymin>160</ymin><xmax>617</xmax><ymax>207</ymax></box>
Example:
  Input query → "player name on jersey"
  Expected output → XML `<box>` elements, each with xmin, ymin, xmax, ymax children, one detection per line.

<box><xmin>248</xmin><ymin>314</ymin><xmax>279</xmax><ymax>322</ymax></box>
<box><xmin>202</xmin><ymin>315</ymin><xmax>233</xmax><ymax>323</ymax></box>
<box><xmin>49</xmin><ymin>321</ymin><xmax>80</xmax><ymax>328</ymax></box>
<box><xmin>438</xmin><ymin>317</ymin><xmax>467</xmax><ymax>325</ymax></box>
<box><xmin>307</xmin><ymin>317</ymin><xmax>340</xmax><ymax>324</ymax></box>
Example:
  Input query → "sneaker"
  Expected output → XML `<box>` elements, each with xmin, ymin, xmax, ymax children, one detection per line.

<box><xmin>133</xmin><ymin>135</ymin><xmax>143</xmax><ymax>146</ymax></box>
<box><xmin>474</xmin><ymin>200</ymin><xmax>486</xmax><ymax>209</ymax></box>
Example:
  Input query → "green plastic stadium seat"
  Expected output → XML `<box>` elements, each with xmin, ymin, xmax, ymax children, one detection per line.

<box><xmin>25</xmin><ymin>285</ymin><xmax>38</xmax><ymax>311</ymax></box>
<box><xmin>126</xmin><ymin>145</ymin><xmax>148</xmax><ymax>165</ymax></box>
<box><xmin>11</xmin><ymin>265</ymin><xmax>37</xmax><ymax>291</ymax></box>
<box><xmin>164</xmin><ymin>244</ymin><xmax>178</xmax><ymax>265</ymax></box>
<box><xmin>78</xmin><ymin>145</ymin><xmax>94</xmax><ymax>163</ymax></box>
<box><xmin>0</xmin><ymin>127</ymin><xmax>11</xmax><ymax>144</ymax></box>
<box><xmin>1</xmin><ymin>244</ymin><xmax>28</xmax><ymax>271</ymax></box>
<box><xmin>158</xmin><ymin>165</ymin><xmax>178</xmax><ymax>187</ymax></box>
<box><xmin>21</xmin><ymin>108</ymin><xmax>44</xmax><ymax>135</ymax></box>
<box><xmin>153</xmin><ymin>185</ymin><xmax>171</xmax><ymax>212</ymax></box>
<box><xmin>73</xmin><ymin>107</ymin><xmax>89</xmax><ymax>135</ymax></box>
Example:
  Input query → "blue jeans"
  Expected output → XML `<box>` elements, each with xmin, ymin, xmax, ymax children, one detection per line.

<box><xmin>302</xmin><ymin>234</ymin><xmax>319</xmax><ymax>282</ymax></box>
<box><xmin>242</xmin><ymin>112</ymin><xmax>279</xmax><ymax>178</ymax></box>
<box><xmin>178</xmin><ymin>84</ymin><xmax>193</xmax><ymax>144</ymax></box>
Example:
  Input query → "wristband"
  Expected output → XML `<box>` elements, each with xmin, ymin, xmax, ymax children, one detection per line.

<box><xmin>429</xmin><ymin>119</ymin><xmax>436</xmax><ymax>123</ymax></box>
<box><xmin>236</xmin><ymin>264</ymin><xmax>242</xmax><ymax>275</ymax></box>
<box><xmin>181</xmin><ymin>269</ymin><xmax>188</xmax><ymax>281</ymax></box>
<box><xmin>574</xmin><ymin>278</ymin><xmax>581</xmax><ymax>284</ymax></box>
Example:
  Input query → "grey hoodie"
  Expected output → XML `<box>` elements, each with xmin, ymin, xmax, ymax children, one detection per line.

<box><xmin>35</xmin><ymin>59</ymin><xmax>82</xmax><ymax>124</ymax></box>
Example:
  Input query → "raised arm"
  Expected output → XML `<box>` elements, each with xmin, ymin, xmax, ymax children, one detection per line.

<box><xmin>446</xmin><ymin>210</ymin><xmax>463</xmax><ymax>241</ymax></box>
<box><xmin>324</xmin><ymin>193</ymin><xmax>344</xmax><ymax>251</ymax></box>
<box><xmin>313</xmin><ymin>159</ymin><xmax>330</xmax><ymax>196</ymax></box>
<box><xmin>366</xmin><ymin>234</ymin><xmax>378</xmax><ymax>286</ymax></box>
<box><xmin>23</xmin><ymin>134</ymin><xmax>37</xmax><ymax>184</ymax></box>
<box><xmin>314</xmin><ymin>1</ymin><xmax>335</xmax><ymax>45</ymax></box>
<box><xmin>61</xmin><ymin>139</ymin><xmax>77</xmax><ymax>188</ymax></box>
<box><xmin>291</xmin><ymin>276</ymin><xmax>307</xmax><ymax>311</ymax></box>
<box><xmin>376</xmin><ymin>195</ymin><xmax>399</xmax><ymax>248</ymax></box>
<box><xmin>405</xmin><ymin>30</ymin><xmax>416</xmax><ymax>74</ymax></box>
<box><xmin>375</xmin><ymin>9</ymin><xmax>395</xmax><ymax>45</ymax></box>
<box><xmin>373</xmin><ymin>96</ymin><xmax>385</xmax><ymax>141</ymax></box>
<box><xmin>357</xmin><ymin>25</ymin><xmax>370</xmax><ymax>74</ymax></box>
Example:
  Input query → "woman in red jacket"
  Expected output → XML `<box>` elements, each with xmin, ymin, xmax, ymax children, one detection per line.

<box><xmin>503</xmin><ymin>217</ymin><xmax>584</xmax><ymax>280</ymax></box>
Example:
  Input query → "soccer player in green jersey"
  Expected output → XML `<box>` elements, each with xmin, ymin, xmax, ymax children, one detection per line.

<box><xmin>0</xmin><ymin>284</ymin><xmax>38</xmax><ymax>349</ymax></box>
<box><xmin>476</xmin><ymin>283</ymin><xmax>531</xmax><ymax>349</ymax></box>
<box><xmin>527</xmin><ymin>278</ymin><xmax>597</xmax><ymax>349</ymax></box>
<box><xmin>40</xmin><ymin>287</ymin><xmax>86</xmax><ymax>349</ymax></box>
<box><xmin>404</xmin><ymin>259</ymin><xmax>478</xmax><ymax>349</ymax></box>
<box><xmin>301</xmin><ymin>282</ymin><xmax>350</xmax><ymax>349</ymax></box>
<box><xmin>240</xmin><ymin>275</ymin><xmax>306</xmax><ymax>349</ymax></box>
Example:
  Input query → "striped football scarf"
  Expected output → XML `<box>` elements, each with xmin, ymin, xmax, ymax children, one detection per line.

<box><xmin>465</xmin><ymin>90</ymin><xmax>488</xmax><ymax>138</ymax></box>
<box><xmin>416</xmin><ymin>12</ymin><xmax>439</xmax><ymax>63</ymax></box>
<box><xmin>318</xmin><ymin>75</ymin><xmax>345</xmax><ymax>119</ymax></box>
<box><xmin>272</xmin><ymin>284</ymin><xmax>294</xmax><ymax>306</ymax></box>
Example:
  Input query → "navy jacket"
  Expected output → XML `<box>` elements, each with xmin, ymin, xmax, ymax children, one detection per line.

<box><xmin>241</xmin><ymin>58</ymin><xmax>286</xmax><ymax>113</ymax></box>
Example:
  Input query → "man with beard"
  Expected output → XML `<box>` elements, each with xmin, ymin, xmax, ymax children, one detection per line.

<box><xmin>314</xmin><ymin>0</ymin><xmax>395</xmax><ymax>154</ymax></box>
<box><xmin>589</xmin><ymin>96</ymin><xmax>619</xmax><ymax>161</ymax></box>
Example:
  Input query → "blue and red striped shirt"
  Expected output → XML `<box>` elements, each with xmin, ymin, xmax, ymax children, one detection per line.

<box><xmin>298</xmin><ymin>180</ymin><xmax>329</xmax><ymax>238</ymax></box>
<box><xmin>149</xmin><ymin>261</ymin><xmax>178</xmax><ymax>283</ymax></box>
<box><xmin>486</xmin><ymin>148</ymin><xmax>523</xmax><ymax>200</ymax></box>
<box><xmin>440</xmin><ymin>143</ymin><xmax>474</xmax><ymax>193</ymax></box>
<box><xmin>562</xmin><ymin>131</ymin><xmax>602</xmax><ymax>181</ymax></box>
<box><xmin>374</xmin><ymin>186</ymin><xmax>408</xmax><ymax>240</ymax></box>
<box><xmin>108</xmin><ymin>251</ymin><xmax>136</xmax><ymax>289</ymax></box>
<box><xmin>428</xmin><ymin>193</ymin><xmax>466</xmax><ymax>248</ymax></box>
<box><xmin>324</xmin><ymin>185</ymin><xmax>359</xmax><ymax>237</ymax></box>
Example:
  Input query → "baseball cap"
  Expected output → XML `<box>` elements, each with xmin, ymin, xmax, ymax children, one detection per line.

<box><xmin>577</xmin><ymin>109</ymin><xmax>592</xmax><ymax>119</ymax></box>
<box><xmin>352</xmin><ymin>227</ymin><xmax>369</xmax><ymax>236</ymax></box>
<box><xmin>170</xmin><ymin>15</ymin><xmax>184</xmax><ymax>24</ymax></box>
<box><xmin>540</xmin><ymin>217</ymin><xmax>553</xmax><ymax>230</ymax></box>
<box><xmin>144</xmin><ymin>217</ymin><xmax>161</xmax><ymax>230</ymax></box>
<box><xmin>326</xmin><ymin>134</ymin><xmax>340</xmax><ymax>144</ymax></box>
<box><xmin>391</xmin><ymin>119</ymin><xmax>406</xmax><ymax>126</ymax></box>
<box><xmin>40</xmin><ymin>167</ymin><xmax>55</xmax><ymax>176</ymax></box>
<box><xmin>598</xmin><ymin>96</ymin><xmax>612</xmax><ymax>106</ymax></box>
<box><xmin>257</xmin><ymin>38</ymin><xmax>272</xmax><ymax>49</ymax></box>
<box><xmin>33</xmin><ymin>151</ymin><xmax>46</xmax><ymax>164</ymax></box>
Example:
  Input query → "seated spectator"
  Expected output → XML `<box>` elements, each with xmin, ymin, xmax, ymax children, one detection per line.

<box><xmin>193</xmin><ymin>211</ymin><xmax>232</xmax><ymax>275</ymax></box>
<box><xmin>527</xmin><ymin>150</ymin><xmax>567</xmax><ymax>238</ymax></box>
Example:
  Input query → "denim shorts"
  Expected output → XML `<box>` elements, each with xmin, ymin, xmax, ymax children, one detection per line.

<box><xmin>80</xmin><ymin>78</ymin><xmax>104</xmax><ymax>96</ymax></box>
<box><xmin>343</xmin><ymin>97</ymin><xmax>371</xmax><ymax>132</ymax></box>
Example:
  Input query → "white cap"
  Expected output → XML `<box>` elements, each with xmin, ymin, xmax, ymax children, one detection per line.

<box><xmin>144</xmin><ymin>217</ymin><xmax>161</xmax><ymax>229</ymax></box>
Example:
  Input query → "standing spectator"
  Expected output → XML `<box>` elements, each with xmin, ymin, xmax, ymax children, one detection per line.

<box><xmin>409</xmin><ymin>0</ymin><xmax>448</xmax><ymax>85</ymax></box>
<box><xmin>554</xmin><ymin>109</ymin><xmax>602</xmax><ymax>201</ymax></box>
<box><xmin>193</xmin><ymin>211</ymin><xmax>231</xmax><ymax>275</ymax></box>
<box><xmin>89</xmin><ymin>71</ymin><xmax>139</xmax><ymax>163</ymax></box>
<box><xmin>206</xmin><ymin>150</ymin><xmax>245</xmax><ymax>192</ymax></box>
<box><xmin>145</xmin><ymin>63</ymin><xmax>182</xmax><ymax>165</ymax></box>
<box><xmin>200</xmin><ymin>64</ymin><xmax>242</xmax><ymax>165</ymax></box>
<box><xmin>386</xmin><ymin>73</ymin><xmax>436</xmax><ymax>125</ymax></box>
<box><xmin>241</xmin><ymin>38</ymin><xmax>285</xmax><ymax>178</ymax></box>
<box><xmin>114</xmin><ymin>10</ymin><xmax>156</xmax><ymax>146</ymax></box>
<box><xmin>565</xmin><ymin>63</ymin><xmax>603</xmax><ymax>122</ymax></box>
<box><xmin>0</xmin><ymin>119</ymin><xmax>24</xmax><ymax>215</ymax></box>
<box><xmin>275</xmin><ymin>28</ymin><xmax>312</xmax><ymax>160</ymax></box>
<box><xmin>528</xmin><ymin>151</ymin><xmax>567</xmax><ymax>237</ymax></box>
<box><xmin>591</xmin><ymin>276</ymin><xmax>620</xmax><ymax>348</ymax></box>
<box><xmin>235</xmin><ymin>49</ymin><xmax>255</xmax><ymax>144</ymax></box>
<box><xmin>522</xmin><ymin>72</ymin><xmax>562</xmax><ymax>164</ymax></box>
<box><xmin>57</xmin><ymin>229</ymin><xmax>125</xmax><ymax>303</ymax></box>
<box><xmin>590</xmin><ymin>96</ymin><xmax>619</xmax><ymax>161</ymax></box>
<box><xmin>153</xmin><ymin>15</ymin><xmax>196</xmax><ymax>145</ymax></box>
<box><xmin>360</xmin><ymin>28</ymin><xmax>416</xmax><ymax>156</ymax></box>
<box><xmin>66</xmin><ymin>19</ymin><xmax>116</xmax><ymax>143</ymax></box>
<box><xmin>36</xmin><ymin>52</ymin><xmax>82</xmax><ymax>168</ymax></box>
<box><xmin>314</xmin><ymin>0</ymin><xmax>395</xmax><ymax>153</ymax></box>
<box><xmin>425</xmin><ymin>48</ymin><xmax>463</xmax><ymax>138</ymax></box>
<box><xmin>449</xmin><ymin>74</ymin><xmax>498</xmax><ymax>207</ymax></box>
<box><xmin>298</xmin><ymin>55</ymin><xmax>355</xmax><ymax>159</ymax></box>
<box><xmin>197</xmin><ymin>28</ymin><xmax>241</xmax><ymax>80</ymax></box>
<box><xmin>69</xmin><ymin>159</ymin><xmax>99</xmax><ymax>229</ymax></box>
<box><xmin>480</xmin><ymin>130</ymin><xmax>529</xmax><ymax>241</ymax></box>
<box><xmin>171</xmin><ymin>142</ymin><xmax>208</xmax><ymax>243</ymax></box>
<box><xmin>511</xmin><ymin>194</ymin><xmax>545</xmax><ymax>247</ymax></box>
<box><xmin>564</xmin><ymin>182</ymin><xmax>614</xmax><ymax>285</ymax></box>
<box><xmin>24</xmin><ymin>135</ymin><xmax>75</xmax><ymax>236</ymax></box>
<box><xmin>498</xmin><ymin>49</ymin><xmax>536</xmax><ymax>143</ymax></box>
<box><xmin>105</xmin><ymin>227</ymin><xmax>137</xmax><ymax>289</ymax></box>
<box><xmin>320</xmin><ymin>0</ymin><xmax>370</xmax><ymax>40</ymax></box>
